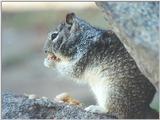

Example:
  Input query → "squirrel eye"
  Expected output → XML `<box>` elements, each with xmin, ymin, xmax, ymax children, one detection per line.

<box><xmin>49</xmin><ymin>32</ymin><xmax>58</xmax><ymax>40</ymax></box>
<box><xmin>51</xmin><ymin>33</ymin><xmax>58</xmax><ymax>40</ymax></box>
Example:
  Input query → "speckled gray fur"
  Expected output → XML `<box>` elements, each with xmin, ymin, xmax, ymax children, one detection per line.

<box><xmin>43</xmin><ymin>13</ymin><xmax>158</xmax><ymax>119</ymax></box>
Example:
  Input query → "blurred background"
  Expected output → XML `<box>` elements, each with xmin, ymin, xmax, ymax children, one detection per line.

<box><xmin>2</xmin><ymin>2</ymin><xmax>109</xmax><ymax>106</ymax></box>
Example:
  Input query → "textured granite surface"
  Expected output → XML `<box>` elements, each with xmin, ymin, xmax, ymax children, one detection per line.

<box><xmin>2</xmin><ymin>92</ymin><xmax>116</xmax><ymax>119</ymax></box>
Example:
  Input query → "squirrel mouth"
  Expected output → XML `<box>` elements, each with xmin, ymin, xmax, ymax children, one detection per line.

<box><xmin>47</xmin><ymin>53</ymin><xmax>61</xmax><ymax>62</ymax></box>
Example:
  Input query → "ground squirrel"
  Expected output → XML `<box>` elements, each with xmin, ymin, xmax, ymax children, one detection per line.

<box><xmin>43</xmin><ymin>13</ymin><xmax>158</xmax><ymax>119</ymax></box>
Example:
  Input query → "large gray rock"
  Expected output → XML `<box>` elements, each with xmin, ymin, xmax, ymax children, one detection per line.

<box><xmin>2</xmin><ymin>92</ymin><xmax>116</xmax><ymax>119</ymax></box>
<box><xmin>96</xmin><ymin>2</ymin><xmax>159</xmax><ymax>91</ymax></box>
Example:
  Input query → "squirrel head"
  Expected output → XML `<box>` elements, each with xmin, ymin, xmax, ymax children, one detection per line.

<box><xmin>43</xmin><ymin>13</ymin><xmax>115</xmax><ymax>70</ymax></box>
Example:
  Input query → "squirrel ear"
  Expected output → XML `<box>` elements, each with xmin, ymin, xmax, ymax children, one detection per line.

<box><xmin>66</xmin><ymin>12</ymin><xmax>76</xmax><ymax>25</ymax></box>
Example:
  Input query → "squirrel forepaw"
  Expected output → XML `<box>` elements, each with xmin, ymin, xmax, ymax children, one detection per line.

<box><xmin>85</xmin><ymin>105</ymin><xmax>107</xmax><ymax>113</ymax></box>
